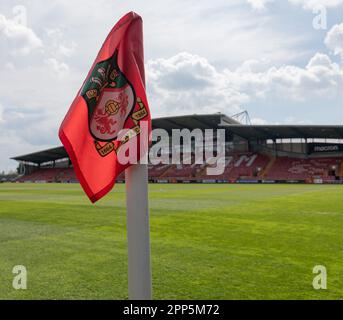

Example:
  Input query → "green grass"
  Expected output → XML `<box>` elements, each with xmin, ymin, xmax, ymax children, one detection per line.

<box><xmin>0</xmin><ymin>183</ymin><xmax>342</xmax><ymax>299</ymax></box>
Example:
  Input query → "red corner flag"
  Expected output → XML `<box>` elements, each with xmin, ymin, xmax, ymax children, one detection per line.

<box><xmin>59</xmin><ymin>12</ymin><xmax>151</xmax><ymax>203</ymax></box>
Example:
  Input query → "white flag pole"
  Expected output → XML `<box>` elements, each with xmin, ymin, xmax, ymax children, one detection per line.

<box><xmin>125</xmin><ymin>163</ymin><xmax>152</xmax><ymax>300</ymax></box>
<box><xmin>124</xmin><ymin>13</ymin><xmax>151</xmax><ymax>299</ymax></box>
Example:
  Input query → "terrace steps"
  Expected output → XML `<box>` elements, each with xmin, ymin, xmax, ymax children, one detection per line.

<box><xmin>260</xmin><ymin>156</ymin><xmax>276</xmax><ymax>178</ymax></box>
<box><xmin>338</xmin><ymin>160</ymin><xmax>343</xmax><ymax>177</ymax></box>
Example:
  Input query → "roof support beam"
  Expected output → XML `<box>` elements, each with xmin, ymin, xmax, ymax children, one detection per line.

<box><xmin>291</xmin><ymin>127</ymin><xmax>308</xmax><ymax>139</ymax></box>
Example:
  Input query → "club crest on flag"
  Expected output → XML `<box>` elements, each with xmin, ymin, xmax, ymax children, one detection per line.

<box><xmin>81</xmin><ymin>50</ymin><xmax>136</xmax><ymax>142</ymax></box>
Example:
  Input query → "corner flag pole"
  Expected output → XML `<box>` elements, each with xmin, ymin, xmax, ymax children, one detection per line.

<box><xmin>125</xmin><ymin>24</ymin><xmax>152</xmax><ymax>298</ymax></box>
<box><xmin>125</xmin><ymin>163</ymin><xmax>152</xmax><ymax>300</ymax></box>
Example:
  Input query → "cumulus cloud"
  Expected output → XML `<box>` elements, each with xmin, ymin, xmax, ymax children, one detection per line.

<box><xmin>325</xmin><ymin>23</ymin><xmax>343</xmax><ymax>59</ymax></box>
<box><xmin>227</xmin><ymin>52</ymin><xmax>343</xmax><ymax>101</ymax></box>
<box><xmin>0</xmin><ymin>14</ymin><xmax>42</xmax><ymax>55</ymax></box>
<box><xmin>247</xmin><ymin>0</ymin><xmax>274</xmax><ymax>10</ymax></box>
<box><xmin>146</xmin><ymin>52</ymin><xmax>246</xmax><ymax>117</ymax></box>
<box><xmin>45</xmin><ymin>58</ymin><xmax>70</xmax><ymax>76</ymax></box>
<box><xmin>147</xmin><ymin>51</ymin><xmax>343</xmax><ymax>118</ymax></box>
<box><xmin>45</xmin><ymin>28</ymin><xmax>77</xmax><ymax>58</ymax></box>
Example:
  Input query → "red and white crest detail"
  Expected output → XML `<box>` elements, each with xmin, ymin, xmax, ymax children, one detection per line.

<box><xmin>89</xmin><ymin>84</ymin><xmax>135</xmax><ymax>141</ymax></box>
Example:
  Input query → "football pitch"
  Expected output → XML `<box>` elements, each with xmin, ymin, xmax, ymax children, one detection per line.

<box><xmin>0</xmin><ymin>183</ymin><xmax>342</xmax><ymax>300</ymax></box>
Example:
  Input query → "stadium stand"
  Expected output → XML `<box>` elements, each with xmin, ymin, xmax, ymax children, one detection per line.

<box><xmin>17</xmin><ymin>167</ymin><xmax>78</xmax><ymax>183</ymax></box>
<box><xmin>265</xmin><ymin>157</ymin><xmax>342</xmax><ymax>181</ymax></box>
<box><xmin>193</xmin><ymin>153</ymin><xmax>270</xmax><ymax>181</ymax></box>
<box><xmin>56</xmin><ymin>168</ymin><xmax>78</xmax><ymax>183</ymax></box>
<box><xmin>11</xmin><ymin>113</ymin><xmax>343</xmax><ymax>185</ymax></box>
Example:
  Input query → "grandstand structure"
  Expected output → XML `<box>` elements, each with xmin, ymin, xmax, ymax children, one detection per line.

<box><xmin>12</xmin><ymin>113</ymin><xmax>343</xmax><ymax>184</ymax></box>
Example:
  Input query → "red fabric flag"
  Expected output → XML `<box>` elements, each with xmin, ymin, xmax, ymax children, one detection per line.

<box><xmin>59</xmin><ymin>12</ymin><xmax>151</xmax><ymax>203</ymax></box>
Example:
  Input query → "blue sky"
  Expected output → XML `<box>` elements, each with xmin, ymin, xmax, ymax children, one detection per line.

<box><xmin>0</xmin><ymin>0</ymin><xmax>343</xmax><ymax>171</ymax></box>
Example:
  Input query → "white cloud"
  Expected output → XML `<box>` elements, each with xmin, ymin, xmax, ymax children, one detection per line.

<box><xmin>236</xmin><ymin>59</ymin><xmax>272</xmax><ymax>73</ymax></box>
<box><xmin>57</xmin><ymin>44</ymin><xmax>77</xmax><ymax>57</ymax></box>
<box><xmin>147</xmin><ymin>51</ymin><xmax>343</xmax><ymax>119</ymax></box>
<box><xmin>45</xmin><ymin>58</ymin><xmax>70</xmax><ymax>76</ymax></box>
<box><xmin>226</xmin><ymin>52</ymin><xmax>343</xmax><ymax>101</ymax></box>
<box><xmin>146</xmin><ymin>52</ymin><xmax>246</xmax><ymax>117</ymax></box>
<box><xmin>0</xmin><ymin>14</ymin><xmax>42</xmax><ymax>55</ymax></box>
<box><xmin>325</xmin><ymin>23</ymin><xmax>343</xmax><ymax>59</ymax></box>
<box><xmin>306</xmin><ymin>52</ymin><xmax>333</xmax><ymax>68</ymax></box>
<box><xmin>45</xmin><ymin>28</ymin><xmax>77</xmax><ymax>58</ymax></box>
<box><xmin>247</xmin><ymin>0</ymin><xmax>273</xmax><ymax>10</ymax></box>
<box><xmin>289</xmin><ymin>0</ymin><xmax>343</xmax><ymax>10</ymax></box>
